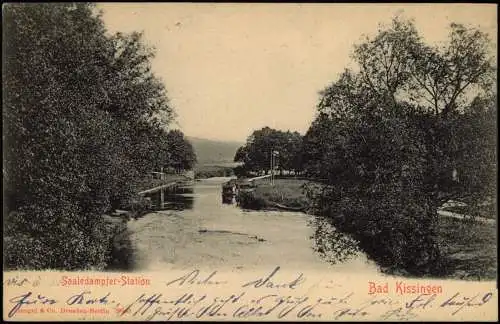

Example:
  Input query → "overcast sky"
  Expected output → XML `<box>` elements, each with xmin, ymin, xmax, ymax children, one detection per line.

<box><xmin>99</xmin><ymin>3</ymin><xmax>497</xmax><ymax>142</ymax></box>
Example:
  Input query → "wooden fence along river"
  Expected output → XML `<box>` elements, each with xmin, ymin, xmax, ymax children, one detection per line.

<box><xmin>137</xmin><ymin>182</ymin><xmax>179</xmax><ymax>196</ymax></box>
<box><xmin>137</xmin><ymin>169</ymin><xmax>195</xmax><ymax>209</ymax></box>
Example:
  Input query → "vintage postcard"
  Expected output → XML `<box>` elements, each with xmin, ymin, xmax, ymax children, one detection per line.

<box><xmin>2</xmin><ymin>2</ymin><xmax>498</xmax><ymax>321</ymax></box>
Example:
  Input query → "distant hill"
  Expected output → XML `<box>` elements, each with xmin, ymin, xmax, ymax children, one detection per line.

<box><xmin>186</xmin><ymin>136</ymin><xmax>243</xmax><ymax>165</ymax></box>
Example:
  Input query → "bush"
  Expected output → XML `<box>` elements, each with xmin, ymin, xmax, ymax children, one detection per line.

<box><xmin>121</xmin><ymin>195</ymin><xmax>153</xmax><ymax>219</ymax></box>
<box><xmin>4</xmin><ymin>206</ymin><xmax>112</xmax><ymax>270</ymax></box>
<box><xmin>237</xmin><ymin>191</ymin><xmax>267</xmax><ymax>210</ymax></box>
<box><xmin>105</xmin><ymin>220</ymin><xmax>134</xmax><ymax>271</ymax></box>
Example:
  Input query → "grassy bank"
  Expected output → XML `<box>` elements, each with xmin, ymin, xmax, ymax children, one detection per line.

<box><xmin>238</xmin><ymin>179</ymin><xmax>310</xmax><ymax>210</ymax></box>
<box><xmin>437</xmin><ymin>216</ymin><xmax>496</xmax><ymax>280</ymax></box>
<box><xmin>254</xmin><ymin>179</ymin><xmax>310</xmax><ymax>209</ymax></box>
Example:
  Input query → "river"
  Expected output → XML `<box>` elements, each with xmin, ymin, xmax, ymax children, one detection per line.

<box><xmin>121</xmin><ymin>177</ymin><xmax>380</xmax><ymax>274</ymax></box>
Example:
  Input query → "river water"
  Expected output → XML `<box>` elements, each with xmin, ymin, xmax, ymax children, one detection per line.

<box><xmin>122</xmin><ymin>177</ymin><xmax>380</xmax><ymax>274</ymax></box>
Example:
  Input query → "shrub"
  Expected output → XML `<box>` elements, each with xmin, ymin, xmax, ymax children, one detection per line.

<box><xmin>121</xmin><ymin>195</ymin><xmax>153</xmax><ymax>219</ymax></box>
<box><xmin>4</xmin><ymin>206</ymin><xmax>111</xmax><ymax>270</ymax></box>
<box><xmin>237</xmin><ymin>191</ymin><xmax>267</xmax><ymax>210</ymax></box>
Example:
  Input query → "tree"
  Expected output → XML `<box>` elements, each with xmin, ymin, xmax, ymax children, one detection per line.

<box><xmin>408</xmin><ymin>23</ymin><xmax>495</xmax><ymax>116</ymax></box>
<box><xmin>234</xmin><ymin>146</ymin><xmax>249</xmax><ymax>164</ymax></box>
<box><xmin>302</xmin><ymin>113</ymin><xmax>334</xmax><ymax>178</ymax></box>
<box><xmin>306</xmin><ymin>79</ymin><xmax>444</xmax><ymax>274</ymax></box>
<box><xmin>352</xmin><ymin>16</ymin><xmax>420</xmax><ymax>102</ymax></box>
<box><xmin>352</xmin><ymin>16</ymin><xmax>495</xmax><ymax>115</ymax></box>
<box><xmin>3</xmin><ymin>3</ymin><xmax>177</xmax><ymax>270</ymax></box>
<box><xmin>234</xmin><ymin>127</ymin><xmax>304</xmax><ymax>175</ymax></box>
<box><xmin>304</xmin><ymin>16</ymin><xmax>496</xmax><ymax>275</ymax></box>
<box><xmin>452</xmin><ymin>95</ymin><xmax>497</xmax><ymax>208</ymax></box>
<box><xmin>165</xmin><ymin>130</ymin><xmax>197</xmax><ymax>172</ymax></box>
<box><xmin>283</xmin><ymin>131</ymin><xmax>304</xmax><ymax>175</ymax></box>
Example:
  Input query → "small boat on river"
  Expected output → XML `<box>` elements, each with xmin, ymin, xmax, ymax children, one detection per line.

<box><xmin>222</xmin><ymin>179</ymin><xmax>256</xmax><ymax>204</ymax></box>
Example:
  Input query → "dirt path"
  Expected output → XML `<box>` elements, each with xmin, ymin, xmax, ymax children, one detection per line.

<box><xmin>438</xmin><ymin>210</ymin><xmax>495</xmax><ymax>224</ymax></box>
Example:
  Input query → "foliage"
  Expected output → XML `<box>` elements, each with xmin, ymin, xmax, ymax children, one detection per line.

<box><xmin>351</xmin><ymin>15</ymin><xmax>495</xmax><ymax>114</ymax></box>
<box><xmin>310</xmin><ymin>216</ymin><xmax>361</xmax><ymax>265</ymax></box>
<box><xmin>302</xmin><ymin>112</ymin><xmax>336</xmax><ymax>178</ymax></box>
<box><xmin>234</xmin><ymin>127</ymin><xmax>304</xmax><ymax>175</ymax></box>
<box><xmin>303</xmin><ymin>16</ymin><xmax>496</xmax><ymax>275</ymax></box>
<box><xmin>165</xmin><ymin>130</ymin><xmax>197</xmax><ymax>172</ymax></box>
<box><xmin>2</xmin><ymin>3</ymin><xmax>193</xmax><ymax>270</ymax></box>
<box><xmin>237</xmin><ymin>191</ymin><xmax>267</xmax><ymax>210</ymax></box>
<box><xmin>194</xmin><ymin>165</ymin><xmax>234</xmax><ymax>179</ymax></box>
<box><xmin>233</xmin><ymin>165</ymin><xmax>250</xmax><ymax>178</ymax></box>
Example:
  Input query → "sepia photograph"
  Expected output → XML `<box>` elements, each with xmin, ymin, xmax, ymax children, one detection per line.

<box><xmin>2</xmin><ymin>2</ymin><xmax>497</xmax><ymax>321</ymax></box>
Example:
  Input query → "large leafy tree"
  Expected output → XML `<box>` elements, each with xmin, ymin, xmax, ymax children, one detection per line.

<box><xmin>234</xmin><ymin>127</ymin><xmax>303</xmax><ymax>175</ymax></box>
<box><xmin>352</xmin><ymin>16</ymin><xmax>420</xmax><ymax>102</ymax></box>
<box><xmin>408</xmin><ymin>23</ymin><xmax>495</xmax><ymax>115</ymax></box>
<box><xmin>3</xmin><ymin>3</ymin><xmax>177</xmax><ymax>270</ymax></box>
<box><xmin>165</xmin><ymin>130</ymin><xmax>197</xmax><ymax>172</ymax></box>
<box><xmin>281</xmin><ymin>131</ymin><xmax>303</xmax><ymax>175</ymax></box>
<box><xmin>352</xmin><ymin>16</ymin><xmax>495</xmax><ymax>115</ymax></box>
<box><xmin>304</xmin><ymin>16</ymin><xmax>496</xmax><ymax>275</ymax></box>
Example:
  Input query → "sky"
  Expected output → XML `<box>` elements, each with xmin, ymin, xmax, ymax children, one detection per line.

<box><xmin>98</xmin><ymin>3</ymin><xmax>497</xmax><ymax>142</ymax></box>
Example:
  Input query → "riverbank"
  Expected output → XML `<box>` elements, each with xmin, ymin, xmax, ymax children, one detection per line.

<box><xmin>437</xmin><ymin>216</ymin><xmax>496</xmax><ymax>280</ymax></box>
<box><xmin>194</xmin><ymin>164</ymin><xmax>235</xmax><ymax>179</ymax></box>
<box><xmin>105</xmin><ymin>174</ymin><xmax>193</xmax><ymax>269</ymax></box>
<box><xmin>237</xmin><ymin>178</ymin><xmax>310</xmax><ymax>211</ymax></box>
<box><xmin>116</xmin><ymin>177</ymin><xmax>377</xmax><ymax>273</ymax></box>
<box><xmin>238</xmin><ymin>178</ymin><xmax>496</xmax><ymax>280</ymax></box>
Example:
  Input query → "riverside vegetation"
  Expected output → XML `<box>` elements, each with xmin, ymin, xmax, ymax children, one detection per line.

<box><xmin>235</xmin><ymin>17</ymin><xmax>496</xmax><ymax>279</ymax></box>
<box><xmin>3</xmin><ymin>4</ymin><xmax>196</xmax><ymax>270</ymax></box>
<box><xmin>3</xmin><ymin>6</ymin><xmax>496</xmax><ymax>278</ymax></box>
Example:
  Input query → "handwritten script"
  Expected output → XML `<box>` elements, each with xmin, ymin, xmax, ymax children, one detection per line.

<box><xmin>3</xmin><ymin>268</ymin><xmax>497</xmax><ymax>321</ymax></box>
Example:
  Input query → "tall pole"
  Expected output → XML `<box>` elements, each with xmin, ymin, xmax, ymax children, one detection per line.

<box><xmin>160</xmin><ymin>166</ymin><xmax>164</xmax><ymax>208</ymax></box>
<box><xmin>270</xmin><ymin>149</ymin><xmax>273</xmax><ymax>185</ymax></box>
<box><xmin>272</xmin><ymin>151</ymin><xmax>275</xmax><ymax>186</ymax></box>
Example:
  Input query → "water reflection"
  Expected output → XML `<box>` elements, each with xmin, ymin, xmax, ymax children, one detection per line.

<box><xmin>106</xmin><ymin>228</ymin><xmax>136</xmax><ymax>272</ymax></box>
<box><xmin>308</xmin><ymin>216</ymin><xmax>361</xmax><ymax>264</ymax></box>
<box><xmin>221</xmin><ymin>195</ymin><xmax>236</xmax><ymax>205</ymax></box>
<box><xmin>106</xmin><ymin>183</ymin><xmax>195</xmax><ymax>271</ymax></box>
<box><xmin>144</xmin><ymin>184</ymin><xmax>194</xmax><ymax>211</ymax></box>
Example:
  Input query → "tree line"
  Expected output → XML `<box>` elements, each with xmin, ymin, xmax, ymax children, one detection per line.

<box><xmin>3</xmin><ymin>3</ymin><xmax>196</xmax><ymax>270</ymax></box>
<box><xmin>235</xmin><ymin>16</ymin><xmax>496</xmax><ymax>275</ymax></box>
<box><xmin>234</xmin><ymin>127</ymin><xmax>303</xmax><ymax>176</ymax></box>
